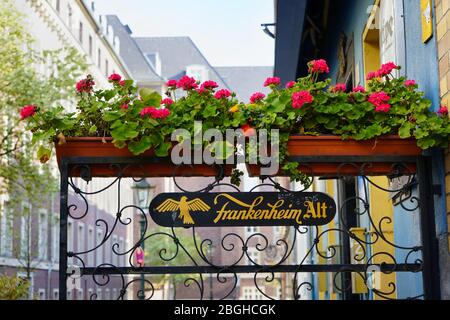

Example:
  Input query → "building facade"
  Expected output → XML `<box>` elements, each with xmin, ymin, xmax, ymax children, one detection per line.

<box><xmin>0</xmin><ymin>0</ymin><xmax>137</xmax><ymax>299</ymax></box>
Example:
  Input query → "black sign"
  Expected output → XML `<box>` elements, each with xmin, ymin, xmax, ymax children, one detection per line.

<box><xmin>149</xmin><ymin>192</ymin><xmax>336</xmax><ymax>227</ymax></box>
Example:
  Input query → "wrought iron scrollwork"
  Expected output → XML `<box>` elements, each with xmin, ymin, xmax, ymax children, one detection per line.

<box><xmin>61</xmin><ymin>158</ymin><xmax>432</xmax><ymax>300</ymax></box>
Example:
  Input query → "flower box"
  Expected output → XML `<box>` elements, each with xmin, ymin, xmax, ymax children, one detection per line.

<box><xmin>246</xmin><ymin>135</ymin><xmax>421</xmax><ymax>177</ymax></box>
<box><xmin>55</xmin><ymin>137</ymin><xmax>234</xmax><ymax>178</ymax></box>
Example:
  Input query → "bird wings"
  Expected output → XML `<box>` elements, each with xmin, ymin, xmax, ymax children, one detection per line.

<box><xmin>156</xmin><ymin>199</ymin><xmax>180</xmax><ymax>212</ymax></box>
<box><xmin>187</xmin><ymin>199</ymin><xmax>211</xmax><ymax>212</ymax></box>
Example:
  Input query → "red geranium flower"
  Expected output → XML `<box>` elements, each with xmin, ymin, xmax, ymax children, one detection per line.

<box><xmin>108</xmin><ymin>73</ymin><xmax>122</xmax><ymax>82</ymax></box>
<box><xmin>214</xmin><ymin>89</ymin><xmax>232</xmax><ymax>99</ymax></box>
<box><xmin>76</xmin><ymin>77</ymin><xmax>95</xmax><ymax>93</ymax></box>
<box><xmin>438</xmin><ymin>106</ymin><xmax>448</xmax><ymax>116</ymax></box>
<box><xmin>250</xmin><ymin>92</ymin><xmax>265</xmax><ymax>104</ymax></box>
<box><xmin>20</xmin><ymin>105</ymin><xmax>37</xmax><ymax>120</ymax></box>
<box><xmin>166</xmin><ymin>79</ymin><xmax>177</xmax><ymax>88</ymax></box>
<box><xmin>200</xmin><ymin>80</ymin><xmax>218</xmax><ymax>90</ymax></box>
<box><xmin>161</xmin><ymin>98</ymin><xmax>174</xmax><ymax>106</ymax></box>
<box><xmin>292</xmin><ymin>91</ymin><xmax>313</xmax><ymax>109</ymax></box>
<box><xmin>308</xmin><ymin>59</ymin><xmax>330</xmax><ymax>74</ymax></box>
<box><xmin>352</xmin><ymin>85</ymin><xmax>366</xmax><ymax>93</ymax></box>
<box><xmin>405</xmin><ymin>80</ymin><xmax>416</xmax><ymax>87</ymax></box>
<box><xmin>332</xmin><ymin>83</ymin><xmax>347</xmax><ymax>93</ymax></box>
<box><xmin>377</xmin><ymin>62</ymin><xmax>399</xmax><ymax>77</ymax></box>
<box><xmin>177</xmin><ymin>76</ymin><xmax>198</xmax><ymax>90</ymax></box>
<box><xmin>264</xmin><ymin>77</ymin><xmax>281</xmax><ymax>87</ymax></box>
<box><xmin>368</xmin><ymin>92</ymin><xmax>391</xmax><ymax>113</ymax></box>
<box><xmin>285</xmin><ymin>81</ymin><xmax>296</xmax><ymax>89</ymax></box>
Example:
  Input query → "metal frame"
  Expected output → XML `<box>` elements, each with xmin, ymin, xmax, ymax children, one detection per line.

<box><xmin>59</xmin><ymin>155</ymin><xmax>441</xmax><ymax>300</ymax></box>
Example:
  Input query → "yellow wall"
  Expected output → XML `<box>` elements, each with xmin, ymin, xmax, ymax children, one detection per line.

<box><xmin>368</xmin><ymin>177</ymin><xmax>397</xmax><ymax>300</ymax></box>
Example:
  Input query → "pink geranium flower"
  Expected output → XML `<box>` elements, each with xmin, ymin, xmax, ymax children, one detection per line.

<box><xmin>368</xmin><ymin>92</ymin><xmax>391</xmax><ymax>113</ymax></box>
<box><xmin>377</xmin><ymin>62</ymin><xmax>399</xmax><ymax>77</ymax></box>
<box><xmin>214</xmin><ymin>89</ymin><xmax>232</xmax><ymax>99</ymax></box>
<box><xmin>177</xmin><ymin>76</ymin><xmax>198</xmax><ymax>90</ymax></box>
<box><xmin>76</xmin><ymin>77</ymin><xmax>95</xmax><ymax>93</ymax></box>
<box><xmin>121</xmin><ymin>104</ymin><xmax>129</xmax><ymax>110</ymax></box>
<box><xmin>161</xmin><ymin>98</ymin><xmax>174</xmax><ymax>106</ymax></box>
<box><xmin>200</xmin><ymin>80</ymin><xmax>218</xmax><ymax>90</ymax></box>
<box><xmin>166</xmin><ymin>79</ymin><xmax>177</xmax><ymax>88</ymax></box>
<box><xmin>332</xmin><ymin>83</ymin><xmax>347</xmax><ymax>93</ymax></box>
<box><xmin>292</xmin><ymin>91</ymin><xmax>313</xmax><ymax>109</ymax></box>
<box><xmin>308</xmin><ymin>59</ymin><xmax>330</xmax><ymax>74</ymax></box>
<box><xmin>20</xmin><ymin>105</ymin><xmax>37</xmax><ymax>120</ymax></box>
<box><xmin>140</xmin><ymin>107</ymin><xmax>170</xmax><ymax>119</ymax></box>
<box><xmin>366</xmin><ymin>72</ymin><xmax>378</xmax><ymax>81</ymax></box>
<box><xmin>264</xmin><ymin>77</ymin><xmax>281</xmax><ymax>87</ymax></box>
<box><xmin>405</xmin><ymin>80</ymin><xmax>416</xmax><ymax>87</ymax></box>
<box><xmin>352</xmin><ymin>85</ymin><xmax>366</xmax><ymax>93</ymax></box>
<box><xmin>250</xmin><ymin>92</ymin><xmax>265</xmax><ymax>104</ymax></box>
<box><xmin>108</xmin><ymin>73</ymin><xmax>122</xmax><ymax>82</ymax></box>
<box><xmin>286</xmin><ymin>81</ymin><xmax>296</xmax><ymax>89</ymax></box>
<box><xmin>438</xmin><ymin>106</ymin><xmax>448</xmax><ymax>116</ymax></box>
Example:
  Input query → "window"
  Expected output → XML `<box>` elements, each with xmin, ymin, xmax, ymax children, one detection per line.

<box><xmin>113</xmin><ymin>288</ymin><xmax>117</xmax><ymax>300</ymax></box>
<box><xmin>96</xmin><ymin>288</ymin><xmax>102</xmax><ymax>300</ymax></box>
<box><xmin>105</xmin><ymin>234</ymin><xmax>111</xmax><ymax>263</ymax></box>
<box><xmin>105</xmin><ymin>59</ymin><xmax>109</xmax><ymax>77</ymax></box>
<box><xmin>67</xmin><ymin>220</ymin><xmax>73</xmax><ymax>264</ymax></box>
<box><xmin>56</xmin><ymin>0</ymin><xmax>60</xmax><ymax>13</ymax></box>
<box><xmin>53</xmin><ymin>289</ymin><xmax>59</xmax><ymax>300</ymax></box>
<box><xmin>77</xmin><ymin>288</ymin><xmax>83</xmax><ymax>300</ymax></box>
<box><xmin>96</xmin><ymin>229</ymin><xmax>103</xmax><ymax>265</ymax></box>
<box><xmin>67</xmin><ymin>290</ymin><xmax>72</xmax><ymax>300</ymax></box>
<box><xmin>67</xmin><ymin>4</ymin><xmax>73</xmax><ymax>29</ymax></box>
<box><xmin>38</xmin><ymin>289</ymin><xmax>46</xmax><ymax>300</ymax></box>
<box><xmin>79</xmin><ymin>22</ymin><xmax>83</xmax><ymax>43</ymax></box>
<box><xmin>0</xmin><ymin>202</ymin><xmax>13</xmax><ymax>256</ymax></box>
<box><xmin>88</xmin><ymin>288</ymin><xmax>94</xmax><ymax>300</ymax></box>
<box><xmin>105</xmin><ymin>288</ymin><xmax>110</xmax><ymax>300</ymax></box>
<box><xmin>38</xmin><ymin>210</ymin><xmax>48</xmax><ymax>260</ymax></box>
<box><xmin>87</xmin><ymin>227</ymin><xmax>94</xmax><ymax>265</ymax></box>
<box><xmin>88</xmin><ymin>35</ymin><xmax>93</xmax><ymax>56</ymax></box>
<box><xmin>77</xmin><ymin>223</ymin><xmax>85</xmax><ymax>253</ymax></box>
<box><xmin>186</xmin><ymin>65</ymin><xmax>208</xmax><ymax>83</ymax></box>
<box><xmin>20</xmin><ymin>205</ymin><xmax>31</xmax><ymax>258</ymax></box>
<box><xmin>97</xmin><ymin>48</ymin><xmax>101</xmax><ymax>68</ymax></box>
<box><xmin>144</xmin><ymin>52</ymin><xmax>161</xmax><ymax>75</ymax></box>
<box><xmin>52</xmin><ymin>214</ymin><xmax>59</xmax><ymax>262</ymax></box>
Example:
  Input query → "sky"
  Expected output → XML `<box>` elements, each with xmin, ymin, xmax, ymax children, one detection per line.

<box><xmin>93</xmin><ymin>0</ymin><xmax>275</xmax><ymax>67</ymax></box>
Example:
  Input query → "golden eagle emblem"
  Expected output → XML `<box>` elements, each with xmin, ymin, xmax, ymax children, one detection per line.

<box><xmin>155</xmin><ymin>196</ymin><xmax>211</xmax><ymax>224</ymax></box>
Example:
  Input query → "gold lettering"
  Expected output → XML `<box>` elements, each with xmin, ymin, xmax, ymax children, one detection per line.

<box><xmin>303</xmin><ymin>201</ymin><xmax>317</xmax><ymax>219</ymax></box>
<box><xmin>321</xmin><ymin>202</ymin><xmax>328</xmax><ymax>218</ymax></box>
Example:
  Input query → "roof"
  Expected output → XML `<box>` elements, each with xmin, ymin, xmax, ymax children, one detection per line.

<box><xmin>215</xmin><ymin>66</ymin><xmax>274</xmax><ymax>102</ymax></box>
<box><xmin>133</xmin><ymin>36</ymin><xmax>229</xmax><ymax>89</ymax></box>
<box><xmin>106</xmin><ymin>15</ymin><xmax>163</xmax><ymax>83</ymax></box>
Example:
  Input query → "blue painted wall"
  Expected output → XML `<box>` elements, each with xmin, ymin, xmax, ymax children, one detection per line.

<box><xmin>315</xmin><ymin>0</ymin><xmax>444</xmax><ymax>299</ymax></box>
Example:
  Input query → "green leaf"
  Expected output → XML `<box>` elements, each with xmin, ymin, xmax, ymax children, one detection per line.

<box><xmin>88</xmin><ymin>125</ymin><xmax>97</xmax><ymax>134</ymax></box>
<box><xmin>37</xmin><ymin>145</ymin><xmax>51</xmax><ymax>163</ymax></box>
<box><xmin>103</xmin><ymin>111</ymin><xmax>122</xmax><ymax>122</ymax></box>
<box><xmin>417</xmin><ymin>137</ymin><xmax>435</xmax><ymax>149</ymax></box>
<box><xmin>399</xmin><ymin>122</ymin><xmax>413</xmax><ymax>138</ymax></box>
<box><xmin>110</xmin><ymin>122</ymin><xmax>139</xmax><ymax>141</ymax></box>
<box><xmin>140</xmin><ymin>89</ymin><xmax>162</xmax><ymax>106</ymax></box>
<box><xmin>202</xmin><ymin>105</ymin><xmax>217</xmax><ymax>118</ymax></box>
<box><xmin>155</xmin><ymin>142</ymin><xmax>172</xmax><ymax>157</ymax></box>
<box><xmin>128</xmin><ymin>136</ymin><xmax>152</xmax><ymax>155</ymax></box>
